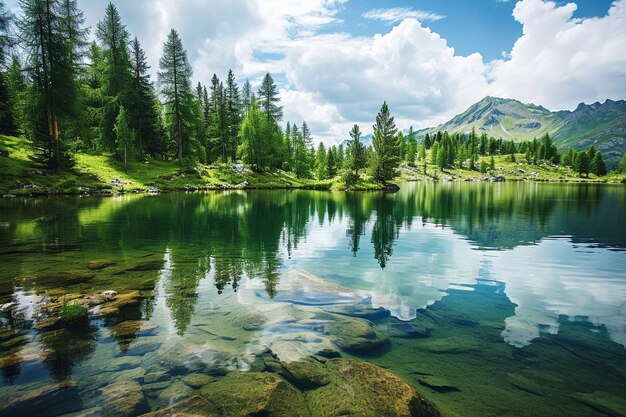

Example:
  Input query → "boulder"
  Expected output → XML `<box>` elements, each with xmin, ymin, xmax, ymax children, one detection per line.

<box><xmin>322</xmin><ymin>313</ymin><xmax>388</xmax><ymax>353</ymax></box>
<box><xmin>0</xmin><ymin>381</ymin><xmax>82</xmax><ymax>417</ymax></box>
<box><xmin>99</xmin><ymin>380</ymin><xmax>148</xmax><ymax>417</ymax></box>
<box><xmin>417</xmin><ymin>375</ymin><xmax>460</xmax><ymax>393</ymax></box>
<box><xmin>138</xmin><ymin>396</ymin><xmax>215</xmax><ymax>417</ymax></box>
<box><xmin>87</xmin><ymin>260</ymin><xmax>117</xmax><ymax>270</ymax></box>
<box><xmin>269</xmin><ymin>357</ymin><xmax>330</xmax><ymax>390</ymax></box>
<box><xmin>306</xmin><ymin>359</ymin><xmax>441</xmax><ymax>417</ymax></box>
<box><xmin>156</xmin><ymin>380</ymin><xmax>195</xmax><ymax>408</ymax></box>
<box><xmin>181</xmin><ymin>373</ymin><xmax>214</xmax><ymax>389</ymax></box>
<box><xmin>96</xmin><ymin>291</ymin><xmax>144</xmax><ymax>316</ymax></box>
<box><xmin>200</xmin><ymin>371</ymin><xmax>310</xmax><ymax>417</ymax></box>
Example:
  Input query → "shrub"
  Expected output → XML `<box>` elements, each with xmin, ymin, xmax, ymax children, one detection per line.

<box><xmin>60</xmin><ymin>299</ymin><xmax>88</xmax><ymax>322</ymax></box>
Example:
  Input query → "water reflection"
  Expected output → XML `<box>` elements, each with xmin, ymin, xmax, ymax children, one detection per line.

<box><xmin>0</xmin><ymin>183</ymin><xmax>625</xmax><ymax>358</ymax></box>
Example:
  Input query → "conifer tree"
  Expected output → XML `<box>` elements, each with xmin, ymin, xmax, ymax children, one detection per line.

<box><xmin>225</xmin><ymin>69</ymin><xmax>241</xmax><ymax>161</ymax></box>
<box><xmin>257</xmin><ymin>73</ymin><xmax>282</xmax><ymax>123</ymax></box>
<box><xmin>158</xmin><ymin>29</ymin><xmax>193</xmax><ymax>162</ymax></box>
<box><xmin>315</xmin><ymin>142</ymin><xmax>327</xmax><ymax>180</ymax></box>
<box><xmin>114</xmin><ymin>106</ymin><xmax>133</xmax><ymax>171</ymax></box>
<box><xmin>369</xmin><ymin>102</ymin><xmax>399</xmax><ymax>183</ymax></box>
<box><xmin>590</xmin><ymin>151</ymin><xmax>607</xmax><ymax>176</ymax></box>
<box><xmin>97</xmin><ymin>2</ymin><xmax>132</xmax><ymax>152</ymax></box>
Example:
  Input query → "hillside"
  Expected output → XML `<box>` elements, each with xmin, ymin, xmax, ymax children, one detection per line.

<box><xmin>421</xmin><ymin>97</ymin><xmax>626</xmax><ymax>167</ymax></box>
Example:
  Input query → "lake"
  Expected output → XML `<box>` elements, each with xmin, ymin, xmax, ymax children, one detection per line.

<box><xmin>1</xmin><ymin>182</ymin><xmax>625</xmax><ymax>417</ymax></box>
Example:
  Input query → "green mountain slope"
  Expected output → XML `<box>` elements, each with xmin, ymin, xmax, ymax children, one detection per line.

<box><xmin>422</xmin><ymin>97</ymin><xmax>626</xmax><ymax>167</ymax></box>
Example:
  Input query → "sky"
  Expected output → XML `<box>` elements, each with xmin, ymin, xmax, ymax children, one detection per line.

<box><xmin>6</xmin><ymin>0</ymin><xmax>626</xmax><ymax>143</ymax></box>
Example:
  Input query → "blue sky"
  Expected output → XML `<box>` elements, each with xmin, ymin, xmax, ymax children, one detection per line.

<box><xmin>332</xmin><ymin>0</ymin><xmax>614</xmax><ymax>60</ymax></box>
<box><xmin>5</xmin><ymin>0</ymin><xmax>625</xmax><ymax>142</ymax></box>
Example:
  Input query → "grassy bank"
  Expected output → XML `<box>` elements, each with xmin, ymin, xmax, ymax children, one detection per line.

<box><xmin>1</xmin><ymin>135</ymin><xmax>623</xmax><ymax>197</ymax></box>
<box><xmin>0</xmin><ymin>135</ymin><xmax>382</xmax><ymax>196</ymax></box>
<box><xmin>399</xmin><ymin>152</ymin><xmax>626</xmax><ymax>184</ymax></box>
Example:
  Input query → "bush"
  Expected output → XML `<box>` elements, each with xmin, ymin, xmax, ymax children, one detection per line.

<box><xmin>60</xmin><ymin>299</ymin><xmax>88</xmax><ymax>322</ymax></box>
<box><xmin>342</xmin><ymin>171</ymin><xmax>360</xmax><ymax>187</ymax></box>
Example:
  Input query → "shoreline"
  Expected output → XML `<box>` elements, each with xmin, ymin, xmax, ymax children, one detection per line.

<box><xmin>2</xmin><ymin>176</ymin><xmax>624</xmax><ymax>199</ymax></box>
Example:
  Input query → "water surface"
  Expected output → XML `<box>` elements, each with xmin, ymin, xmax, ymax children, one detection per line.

<box><xmin>1</xmin><ymin>182</ymin><xmax>625</xmax><ymax>416</ymax></box>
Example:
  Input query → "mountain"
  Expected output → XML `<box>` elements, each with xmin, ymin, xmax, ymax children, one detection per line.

<box><xmin>422</xmin><ymin>96</ymin><xmax>626</xmax><ymax>167</ymax></box>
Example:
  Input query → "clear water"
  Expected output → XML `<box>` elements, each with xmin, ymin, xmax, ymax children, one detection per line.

<box><xmin>0</xmin><ymin>182</ymin><xmax>625</xmax><ymax>416</ymax></box>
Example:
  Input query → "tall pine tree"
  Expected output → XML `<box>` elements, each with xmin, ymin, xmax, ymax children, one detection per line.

<box><xmin>369</xmin><ymin>102</ymin><xmax>399</xmax><ymax>183</ymax></box>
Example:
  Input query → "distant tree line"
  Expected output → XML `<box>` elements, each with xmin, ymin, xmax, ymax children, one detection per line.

<box><xmin>0</xmin><ymin>1</ymin><xmax>621</xmax><ymax>181</ymax></box>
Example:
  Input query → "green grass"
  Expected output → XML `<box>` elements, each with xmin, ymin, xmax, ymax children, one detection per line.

<box><xmin>2</xmin><ymin>135</ymin><xmax>622</xmax><ymax>196</ymax></box>
<box><xmin>0</xmin><ymin>135</ymin><xmax>382</xmax><ymax>195</ymax></box>
<box><xmin>399</xmin><ymin>152</ymin><xmax>625</xmax><ymax>183</ymax></box>
<box><xmin>59</xmin><ymin>300</ymin><xmax>88</xmax><ymax>322</ymax></box>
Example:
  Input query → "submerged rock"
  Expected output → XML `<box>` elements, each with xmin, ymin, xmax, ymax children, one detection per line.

<box><xmin>322</xmin><ymin>313</ymin><xmax>389</xmax><ymax>353</ymax></box>
<box><xmin>0</xmin><ymin>381</ymin><xmax>82</xmax><ymax>417</ymax></box>
<box><xmin>99</xmin><ymin>380</ymin><xmax>148</xmax><ymax>417</ymax></box>
<box><xmin>265</xmin><ymin>357</ymin><xmax>330</xmax><ymax>390</ymax></box>
<box><xmin>87</xmin><ymin>260</ymin><xmax>117</xmax><ymax>270</ymax></box>
<box><xmin>96</xmin><ymin>291</ymin><xmax>144</xmax><ymax>316</ymax></box>
<box><xmin>181</xmin><ymin>373</ymin><xmax>214</xmax><ymax>389</ymax></box>
<box><xmin>155</xmin><ymin>379</ymin><xmax>194</xmax><ymax>409</ymax></box>
<box><xmin>138</xmin><ymin>396</ymin><xmax>214</xmax><ymax>417</ymax></box>
<box><xmin>17</xmin><ymin>271</ymin><xmax>95</xmax><ymax>287</ymax></box>
<box><xmin>506</xmin><ymin>373</ymin><xmax>545</xmax><ymax>396</ymax></box>
<box><xmin>200</xmin><ymin>371</ymin><xmax>310</xmax><ymax>417</ymax></box>
<box><xmin>306</xmin><ymin>359</ymin><xmax>440</xmax><ymax>417</ymax></box>
<box><xmin>385</xmin><ymin>321</ymin><xmax>432</xmax><ymax>339</ymax></box>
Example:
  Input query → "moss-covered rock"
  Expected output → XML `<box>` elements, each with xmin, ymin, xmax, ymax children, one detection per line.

<box><xmin>0</xmin><ymin>381</ymin><xmax>82</xmax><ymax>417</ymax></box>
<box><xmin>200</xmin><ymin>371</ymin><xmax>310</xmax><ymax>417</ymax></box>
<box><xmin>306</xmin><ymin>359</ymin><xmax>441</xmax><ymax>417</ymax></box>
<box><xmin>87</xmin><ymin>259</ymin><xmax>117</xmax><ymax>270</ymax></box>
<box><xmin>99</xmin><ymin>380</ymin><xmax>148</xmax><ymax>417</ymax></box>
<box><xmin>181</xmin><ymin>373</ymin><xmax>214</xmax><ymax>389</ymax></box>
<box><xmin>322</xmin><ymin>313</ymin><xmax>388</xmax><ymax>353</ymax></box>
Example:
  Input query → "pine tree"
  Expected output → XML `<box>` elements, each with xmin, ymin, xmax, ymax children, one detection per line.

<box><xmin>0</xmin><ymin>2</ymin><xmax>16</xmax><ymax>134</ymax></box>
<box><xmin>129</xmin><ymin>37</ymin><xmax>160</xmax><ymax>159</ymax></box>
<box><xmin>369</xmin><ymin>102</ymin><xmax>399</xmax><ymax>183</ymax></box>
<box><xmin>5</xmin><ymin>56</ymin><xmax>27</xmax><ymax>133</ymax></box>
<box><xmin>158</xmin><ymin>29</ymin><xmax>193</xmax><ymax>162</ymax></box>
<box><xmin>489</xmin><ymin>156</ymin><xmax>495</xmax><ymax>171</ymax></box>
<box><xmin>225</xmin><ymin>69</ymin><xmax>241</xmax><ymax>161</ymax></box>
<box><xmin>618</xmin><ymin>152</ymin><xmax>626</xmax><ymax>173</ymax></box>
<box><xmin>590</xmin><ymin>151</ymin><xmax>607</xmax><ymax>177</ymax></box>
<box><xmin>345</xmin><ymin>124</ymin><xmax>366</xmax><ymax>176</ymax></box>
<box><xmin>326</xmin><ymin>146</ymin><xmax>337</xmax><ymax>178</ymax></box>
<box><xmin>241</xmin><ymin>79</ymin><xmax>252</xmax><ymax>115</ymax></box>
<box><xmin>18</xmin><ymin>0</ymin><xmax>82</xmax><ymax>169</ymax></box>
<box><xmin>431</xmin><ymin>141</ymin><xmax>439</xmax><ymax>165</ymax></box>
<box><xmin>315</xmin><ymin>142</ymin><xmax>327</xmax><ymax>180</ymax></box>
<box><xmin>406</xmin><ymin>127</ymin><xmax>417</xmax><ymax>166</ymax></box>
<box><xmin>257</xmin><ymin>73</ymin><xmax>282</xmax><ymax>123</ymax></box>
<box><xmin>575</xmin><ymin>151</ymin><xmax>590</xmax><ymax>177</ymax></box>
<box><xmin>114</xmin><ymin>106</ymin><xmax>133</xmax><ymax>171</ymax></box>
<box><xmin>96</xmin><ymin>2</ymin><xmax>132</xmax><ymax>152</ymax></box>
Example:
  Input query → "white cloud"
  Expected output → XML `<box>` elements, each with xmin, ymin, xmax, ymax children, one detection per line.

<box><xmin>488</xmin><ymin>0</ymin><xmax>626</xmax><ymax>109</ymax></box>
<box><xmin>362</xmin><ymin>7</ymin><xmax>445</xmax><ymax>25</ymax></box>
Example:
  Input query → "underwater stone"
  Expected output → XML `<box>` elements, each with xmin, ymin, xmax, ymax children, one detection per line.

<box><xmin>99</xmin><ymin>380</ymin><xmax>148</xmax><ymax>417</ymax></box>
<box><xmin>0</xmin><ymin>381</ymin><xmax>82</xmax><ymax>417</ymax></box>
<box><xmin>322</xmin><ymin>313</ymin><xmax>389</xmax><ymax>354</ymax></box>
<box><xmin>87</xmin><ymin>260</ymin><xmax>117</xmax><ymax>270</ymax></box>
<box><xmin>306</xmin><ymin>358</ymin><xmax>441</xmax><ymax>417</ymax></box>
<box><xmin>181</xmin><ymin>373</ymin><xmax>214</xmax><ymax>389</ymax></box>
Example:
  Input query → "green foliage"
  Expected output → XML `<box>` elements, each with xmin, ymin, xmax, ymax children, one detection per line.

<box><xmin>257</xmin><ymin>73</ymin><xmax>282</xmax><ymax>123</ymax></box>
<box><xmin>369</xmin><ymin>102</ymin><xmax>399</xmax><ymax>183</ymax></box>
<box><xmin>590</xmin><ymin>151</ymin><xmax>607</xmax><ymax>176</ymax></box>
<box><xmin>158</xmin><ymin>29</ymin><xmax>196</xmax><ymax>162</ymax></box>
<box><xmin>574</xmin><ymin>151</ymin><xmax>590</xmax><ymax>177</ymax></box>
<box><xmin>316</xmin><ymin>142</ymin><xmax>327</xmax><ymax>180</ymax></box>
<box><xmin>60</xmin><ymin>299</ymin><xmax>88</xmax><ymax>322</ymax></box>
<box><xmin>619</xmin><ymin>152</ymin><xmax>626</xmax><ymax>173</ymax></box>
<box><xmin>344</xmin><ymin>124</ymin><xmax>367</xmax><ymax>178</ymax></box>
<box><xmin>479</xmin><ymin>160</ymin><xmax>488</xmax><ymax>174</ymax></box>
<box><xmin>114</xmin><ymin>106</ymin><xmax>134</xmax><ymax>171</ymax></box>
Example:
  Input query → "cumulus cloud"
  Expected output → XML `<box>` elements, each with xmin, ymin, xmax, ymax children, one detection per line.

<box><xmin>488</xmin><ymin>0</ymin><xmax>626</xmax><ymax>109</ymax></box>
<box><xmin>362</xmin><ymin>7</ymin><xmax>445</xmax><ymax>25</ymax></box>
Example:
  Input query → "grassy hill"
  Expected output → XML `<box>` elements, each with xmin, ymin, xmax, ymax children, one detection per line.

<box><xmin>0</xmin><ymin>135</ymin><xmax>382</xmax><ymax>195</ymax></box>
<box><xmin>421</xmin><ymin>97</ymin><xmax>626</xmax><ymax>168</ymax></box>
